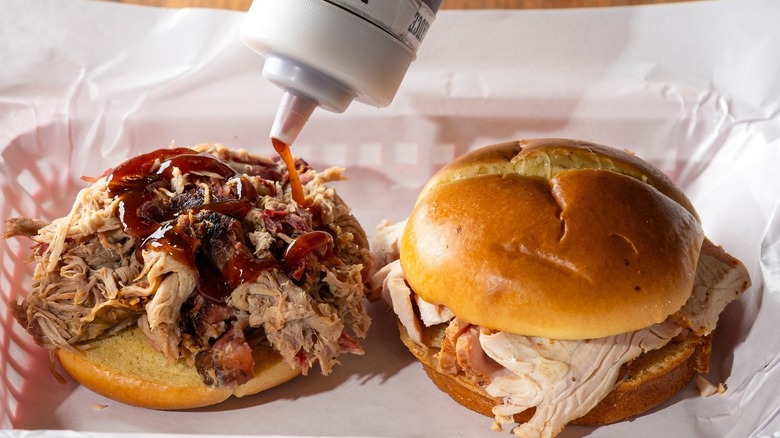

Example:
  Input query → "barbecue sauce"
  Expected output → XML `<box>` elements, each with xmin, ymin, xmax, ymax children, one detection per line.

<box><xmin>142</xmin><ymin>222</ymin><xmax>200</xmax><ymax>269</ymax></box>
<box><xmin>108</xmin><ymin>148</ymin><xmax>195</xmax><ymax>237</ymax></box>
<box><xmin>105</xmin><ymin>147</ymin><xmax>334</xmax><ymax>302</ymax></box>
<box><xmin>281</xmin><ymin>230</ymin><xmax>334</xmax><ymax>279</ymax></box>
<box><xmin>223</xmin><ymin>252</ymin><xmax>278</xmax><ymax>289</ymax></box>
<box><xmin>271</xmin><ymin>137</ymin><xmax>307</xmax><ymax>206</ymax></box>
<box><xmin>107</xmin><ymin>148</ymin><xmax>251</xmax><ymax>240</ymax></box>
<box><xmin>106</xmin><ymin>148</ymin><xmax>271</xmax><ymax>300</ymax></box>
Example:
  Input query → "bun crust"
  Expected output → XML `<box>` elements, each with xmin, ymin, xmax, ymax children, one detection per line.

<box><xmin>57</xmin><ymin>327</ymin><xmax>301</xmax><ymax>410</ymax></box>
<box><xmin>400</xmin><ymin>139</ymin><xmax>704</xmax><ymax>339</ymax></box>
<box><xmin>398</xmin><ymin>322</ymin><xmax>712</xmax><ymax>426</ymax></box>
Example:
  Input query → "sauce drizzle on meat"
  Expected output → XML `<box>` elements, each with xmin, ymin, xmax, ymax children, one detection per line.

<box><xmin>9</xmin><ymin>143</ymin><xmax>372</xmax><ymax>391</ymax></box>
<box><xmin>272</xmin><ymin>137</ymin><xmax>308</xmax><ymax>206</ymax></box>
<box><xmin>282</xmin><ymin>230</ymin><xmax>334</xmax><ymax>280</ymax></box>
<box><xmin>105</xmin><ymin>147</ymin><xmax>332</xmax><ymax>301</ymax></box>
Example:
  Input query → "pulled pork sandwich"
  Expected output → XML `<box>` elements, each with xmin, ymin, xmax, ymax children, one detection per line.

<box><xmin>6</xmin><ymin>143</ymin><xmax>373</xmax><ymax>409</ymax></box>
<box><xmin>371</xmin><ymin>138</ymin><xmax>751</xmax><ymax>437</ymax></box>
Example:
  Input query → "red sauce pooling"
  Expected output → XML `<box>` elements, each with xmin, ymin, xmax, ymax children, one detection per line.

<box><xmin>223</xmin><ymin>252</ymin><xmax>279</xmax><ymax>289</ymax></box>
<box><xmin>108</xmin><ymin>148</ymin><xmax>196</xmax><ymax>237</ymax></box>
<box><xmin>107</xmin><ymin>148</ymin><xmax>194</xmax><ymax>193</ymax></box>
<box><xmin>197</xmin><ymin>252</ymin><xmax>280</xmax><ymax>303</ymax></box>
<box><xmin>141</xmin><ymin>222</ymin><xmax>200</xmax><ymax>269</ymax></box>
<box><xmin>271</xmin><ymin>137</ymin><xmax>307</xmax><ymax>207</ymax></box>
<box><xmin>105</xmin><ymin>147</ymin><xmax>333</xmax><ymax>302</ymax></box>
<box><xmin>157</xmin><ymin>154</ymin><xmax>236</xmax><ymax>180</ymax></box>
<box><xmin>106</xmin><ymin>148</ymin><xmax>273</xmax><ymax>300</ymax></box>
<box><xmin>196</xmin><ymin>255</ymin><xmax>232</xmax><ymax>303</ymax></box>
<box><xmin>107</xmin><ymin>149</ymin><xmax>260</xmax><ymax>239</ymax></box>
<box><xmin>235</xmin><ymin>176</ymin><xmax>259</xmax><ymax>205</ymax></box>
<box><xmin>281</xmin><ymin>230</ymin><xmax>334</xmax><ymax>279</ymax></box>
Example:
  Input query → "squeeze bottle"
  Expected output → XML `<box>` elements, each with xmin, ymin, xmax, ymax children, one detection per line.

<box><xmin>239</xmin><ymin>0</ymin><xmax>442</xmax><ymax>146</ymax></box>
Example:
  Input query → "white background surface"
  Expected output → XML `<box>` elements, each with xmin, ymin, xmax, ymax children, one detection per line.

<box><xmin>1</xmin><ymin>0</ymin><xmax>779</xmax><ymax>437</ymax></box>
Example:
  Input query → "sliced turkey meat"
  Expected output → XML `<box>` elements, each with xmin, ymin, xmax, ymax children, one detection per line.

<box><xmin>372</xmin><ymin>220</ymin><xmax>750</xmax><ymax>438</ymax></box>
<box><xmin>480</xmin><ymin>322</ymin><xmax>681</xmax><ymax>438</ymax></box>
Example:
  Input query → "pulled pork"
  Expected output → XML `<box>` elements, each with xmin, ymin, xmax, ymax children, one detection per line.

<box><xmin>7</xmin><ymin>143</ymin><xmax>373</xmax><ymax>388</ymax></box>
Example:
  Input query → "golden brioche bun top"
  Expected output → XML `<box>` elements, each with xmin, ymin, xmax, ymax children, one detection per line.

<box><xmin>400</xmin><ymin>139</ymin><xmax>704</xmax><ymax>339</ymax></box>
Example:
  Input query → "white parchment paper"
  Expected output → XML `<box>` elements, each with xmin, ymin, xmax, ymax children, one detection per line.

<box><xmin>1</xmin><ymin>0</ymin><xmax>779</xmax><ymax>437</ymax></box>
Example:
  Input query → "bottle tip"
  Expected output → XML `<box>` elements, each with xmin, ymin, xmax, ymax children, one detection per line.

<box><xmin>270</xmin><ymin>91</ymin><xmax>318</xmax><ymax>146</ymax></box>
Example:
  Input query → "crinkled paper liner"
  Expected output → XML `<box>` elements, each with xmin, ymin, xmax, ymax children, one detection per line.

<box><xmin>1</xmin><ymin>0</ymin><xmax>779</xmax><ymax>436</ymax></box>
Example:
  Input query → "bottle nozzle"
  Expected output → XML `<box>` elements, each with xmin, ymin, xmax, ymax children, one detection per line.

<box><xmin>270</xmin><ymin>91</ymin><xmax>317</xmax><ymax>146</ymax></box>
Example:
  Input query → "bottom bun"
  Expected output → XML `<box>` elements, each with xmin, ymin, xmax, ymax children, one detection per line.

<box><xmin>398</xmin><ymin>322</ymin><xmax>711</xmax><ymax>426</ymax></box>
<box><xmin>57</xmin><ymin>327</ymin><xmax>301</xmax><ymax>410</ymax></box>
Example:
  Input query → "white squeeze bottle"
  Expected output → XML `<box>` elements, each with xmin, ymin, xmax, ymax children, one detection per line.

<box><xmin>240</xmin><ymin>0</ymin><xmax>442</xmax><ymax>147</ymax></box>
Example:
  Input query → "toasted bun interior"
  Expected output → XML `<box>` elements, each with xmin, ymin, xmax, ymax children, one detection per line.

<box><xmin>400</xmin><ymin>139</ymin><xmax>705</xmax><ymax>339</ymax></box>
<box><xmin>398</xmin><ymin>322</ymin><xmax>712</xmax><ymax>426</ymax></box>
<box><xmin>57</xmin><ymin>327</ymin><xmax>301</xmax><ymax>410</ymax></box>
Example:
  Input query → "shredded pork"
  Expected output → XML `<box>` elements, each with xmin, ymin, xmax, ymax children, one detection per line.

<box><xmin>8</xmin><ymin>143</ymin><xmax>373</xmax><ymax>388</ymax></box>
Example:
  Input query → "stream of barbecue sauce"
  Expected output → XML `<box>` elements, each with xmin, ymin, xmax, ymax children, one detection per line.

<box><xmin>268</xmin><ymin>138</ymin><xmax>334</xmax><ymax>278</ymax></box>
<box><xmin>271</xmin><ymin>137</ymin><xmax>307</xmax><ymax>207</ymax></box>
<box><xmin>106</xmin><ymin>147</ymin><xmax>332</xmax><ymax>302</ymax></box>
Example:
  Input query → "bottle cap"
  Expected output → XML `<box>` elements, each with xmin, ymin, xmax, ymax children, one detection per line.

<box><xmin>270</xmin><ymin>91</ymin><xmax>317</xmax><ymax>146</ymax></box>
<box><xmin>240</xmin><ymin>0</ymin><xmax>418</xmax><ymax>110</ymax></box>
<box><xmin>241</xmin><ymin>0</ymin><xmax>438</xmax><ymax>144</ymax></box>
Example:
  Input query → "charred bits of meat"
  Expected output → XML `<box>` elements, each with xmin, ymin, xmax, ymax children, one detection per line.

<box><xmin>10</xmin><ymin>144</ymin><xmax>372</xmax><ymax>388</ymax></box>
